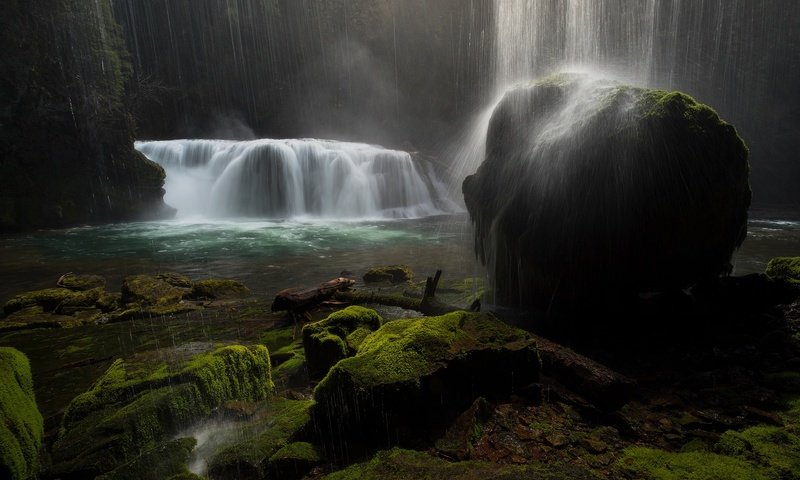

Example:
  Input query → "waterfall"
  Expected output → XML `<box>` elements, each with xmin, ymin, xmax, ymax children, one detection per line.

<box><xmin>135</xmin><ymin>139</ymin><xmax>456</xmax><ymax>219</ymax></box>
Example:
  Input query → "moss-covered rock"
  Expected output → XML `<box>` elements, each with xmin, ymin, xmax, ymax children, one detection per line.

<box><xmin>206</xmin><ymin>398</ymin><xmax>314</xmax><ymax>479</ymax></box>
<box><xmin>267</xmin><ymin>441</ymin><xmax>325</xmax><ymax>480</ymax></box>
<box><xmin>189</xmin><ymin>279</ymin><xmax>251</xmax><ymax>300</ymax></box>
<box><xmin>322</xmin><ymin>448</ymin><xmax>597</xmax><ymax>479</ymax></box>
<box><xmin>0</xmin><ymin>348</ymin><xmax>43</xmax><ymax>480</ymax></box>
<box><xmin>302</xmin><ymin>306</ymin><xmax>383</xmax><ymax>378</ymax></box>
<box><xmin>363</xmin><ymin>265</ymin><xmax>413</xmax><ymax>284</ymax></box>
<box><xmin>463</xmin><ymin>73</ymin><xmax>750</xmax><ymax>307</ymax></box>
<box><xmin>51</xmin><ymin>344</ymin><xmax>274</xmax><ymax>478</ymax></box>
<box><xmin>121</xmin><ymin>273</ymin><xmax>194</xmax><ymax>306</ymax></box>
<box><xmin>3</xmin><ymin>288</ymin><xmax>93</xmax><ymax>315</ymax></box>
<box><xmin>57</xmin><ymin>273</ymin><xmax>106</xmax><ymax>291</ymax></box>
<box><xmin>766</xmin><ymin>257</ymin><xmax>800</xmax><ymax>285</ymax></box>
<box><xmin>312</xmin><ymin>311</ymin><xmax>540</xmax><ymax>458</ymax></box>
<box><xmin>95</xmin><ymin>437</ymin><xmax>197</xmax><ymax>480</ymax></box>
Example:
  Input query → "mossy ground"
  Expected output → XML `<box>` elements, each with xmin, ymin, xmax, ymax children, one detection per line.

<box><xmin>0</xmin><ymin>347</ymin><xmax>43</xmax><ymax>480</ymax></box>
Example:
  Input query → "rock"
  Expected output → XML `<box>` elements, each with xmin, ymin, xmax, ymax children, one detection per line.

<box><xmin>435</xmin><ymin>397</ymin><xmax>494</xmax><ymax>460</ymax></box>
<box><xmin>57</xmin><ymin>273</ymin><xmax>106</xmax><ymax>291</ymax></box>
<box><xmin>535</xmin><ymin>336</ymin><xmax>636</xmax><ymax>410</ymax></box>
<box><xmin>267</xmin><ymin>442</ymin><xmax>325</xmax><ymax>480</ymax></box>
<box><xmin>3</xmin><ymin>288</ymin><xmax>89</xmax><ymax>315</ymax></box>
<box><xmin>96</xmin><ymin>292</ymin><xmax>122</xmax><ymax>312</ymax></box>
<box><xmin>120</xmin><ymin>273</ymin><xmax>193</xmax><ymax>306</ymax></box>
<box><xmin>312</xmin><ymin>311</ymin><xmax>540</xmax><ymax>459</ymax></box>
<box><xmin>463</xmin><ymin>73</ymin><xmax>750</xmax><ymax>307</ymax></box>
<box><xmin>51</xmin><ymin>344</ymin><xmax>274</xmax><ymax>478</ymax></box>
<box><xmin>189</xmin><ymin>279</ymin><xmax>251</xmax><ymax>300</ymax></box>
<box><xmin>363</xmin><ymin>265</ymin><xmax>414</xmax><ymax>284</ymax></box>
<box><xmin>0</xmin><ymin>348</ymin><xmax>43</xmax><ymax>480</ymax></box>
<box><xmin>302</xmin><ymin>306</ymin><xmax>383</xmax><ymax>378</ymax></box>
<box><xmin>207</xmin><ymin>398</ymin><xmax>314</xmax><ymax>480</ymax></box>
<box><xmin>94</xmin><ymin>437</ymin><xmax>197</xmax><ymax>480</ymax></box>
<box><xmin>765</xmin><ymin>257</ymin><xmax>800</xmax><ymax>285</ymax></box>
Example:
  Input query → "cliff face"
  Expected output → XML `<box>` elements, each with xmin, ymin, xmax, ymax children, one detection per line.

<box><xmin>0</xmin><ymin>0</ymin><xmax>173</xmax><ymax>232</ymax></box>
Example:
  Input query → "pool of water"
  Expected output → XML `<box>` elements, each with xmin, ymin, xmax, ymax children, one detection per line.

<box><xmin>1</xmin><ymin>213</ymin><xmax>798</xmax><ymax>304</ymax></box>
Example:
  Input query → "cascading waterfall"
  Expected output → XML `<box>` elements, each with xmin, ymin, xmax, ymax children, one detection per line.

<box><xmin>136</xmin><ymin>139</ymin><xmax>457</xmax><ymax>219</ymax></box>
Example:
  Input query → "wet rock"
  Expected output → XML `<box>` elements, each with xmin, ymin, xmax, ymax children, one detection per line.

<box><xmin>188</xmin><ymin>279</ymin><xmax>251</xmax><ymax>300</ymax></box>
<box><xmin>3</xmin><ymin>288</ymin><xmax>90</xmax><ymax>315</ymax></box>
<box><xmin>435</xmin><ymin>397</ymin><xmax>494</xmax><ymax>460</ymax></box>
<box><xmin>765</xmin><ymin>256</ymin><xmax>800</xmax><ymax>285</ymax></box>
<box><xmin>363</xmin><ymin>265</ymin><xmax>413</xmax><ymax>284</ymax></box>
<box><xmin>121</xmin><ymin>273</ymin><xmax>193</xmax><ymax>306</ymax></box>
<box><xmin>267</xmin><ymin>442</ymin><xmax>324</xmax><ymax>480</ymax></box>
<box><xmin>312</xmin><ymin>311</ymin><xmax>540</xmax><ymax>460</ymax></box>
<box><xmin>302</xmin><ymin>306</ymin><xmax>383</xmax><ymax>378</ymax></box>
<box><xmin>0</xmin><ymin>348</ymin><xmax>43</xmax><ymax>480</ymax></box>
<box><xmin>51</xmin><ymin>344</ymin><xmax>274</xmax><ymax>479</ymax></box>
<box><xmin>463</xmin><ymin>73</ymin><xmax>750</xmax><ymax>307</ymax></box>
<box><xmin>57</xmin><ymin>273</ymin><xmax>106</xmax><ymax>291</ymax></box>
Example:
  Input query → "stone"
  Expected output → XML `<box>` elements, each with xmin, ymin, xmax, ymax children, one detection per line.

<box><xmin>463</xmin><ymin>73</ymin><xmax>750</xmax><ymax>308</ymax></box>
<box><xmin>302</xmin><ymin>306</ymin><xmax>383</xmax><ymax>378</ymax></box>
<box><xmin>363</xmin><ymin>265</ymin><xmax>414</xmax><ymax>284</ymax></box>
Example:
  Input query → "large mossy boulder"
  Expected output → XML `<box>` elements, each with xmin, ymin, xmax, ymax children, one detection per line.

<box><xmin>0</xmin><ymin>348</ymin><xmax>43</xmax><ymax>480</ymax></box>
<box><xmin>51</xmin><ymin>344</ymin><xmax>274</xmax><ymax>479</ymax></box>
<box><xmin>463</xmin><ymin>73</ymin><xmax>750</xmax><ymax>307</ymax></box>
<box><xmin>312</xmin><ymin>311</ymin><xmax>540</xmax><ymax>459</ymax></box>
<box><xmin>302</xmin><ymin>306</ymin><xmax>383</xmax><ymax>378</ymax></box>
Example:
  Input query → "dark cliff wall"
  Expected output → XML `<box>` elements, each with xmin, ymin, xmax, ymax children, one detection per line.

<box><xmin>0</xmin><ymin>0</ymin><xmax>171</xmax><ymax>232</ymax></box>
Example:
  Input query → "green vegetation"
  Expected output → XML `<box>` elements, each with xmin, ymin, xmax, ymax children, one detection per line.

<box><xmin>207</xmin><ymin>398</ymin><xmax>315</xmax><ymax>479</ymax></box>
<box><xmin>95</xmin><ymin>437</ymin><xmax>197</xmax><ymax>480</ymax></box>
<box><xmin>189</xmin><ymin>279</ymin><xmax>251</xmax><ymax>299</ymax></box>
<box><xmin>268</xmin><ymin>441</ymin><xmax>324</xmax><ymax>479</ymax></box>
<box><xmin>618</xmin><ymin>446</ymin><xmax>769</xmax><ymax>480</ymax></box>
<box><xmin>0</xmin><ymin>348</ymin><xmax>43</xmax><ymax>480</ymax></box>
<box><xmin>362</xmin><ymin>265</ymin><xmax>414</xmax><ymax>284</ymax></box>
<box><xmin>51</xmin><ymin>344</ymin><xmax>274</xmax><ymax>478</ymax></box>
<box><xmin>322</xmin><ymin>448</ymin><xmax>596</xmax><ymax>480</ymax></box>
<box><xmin>766</xmin><ymin>257</ymin><xmax>800</xmax><ymax>284</ymax></box>
<box><xmin>302</xmin><ymin>306</ymin><xmax>383</xmax><ymax>378</ymax></box>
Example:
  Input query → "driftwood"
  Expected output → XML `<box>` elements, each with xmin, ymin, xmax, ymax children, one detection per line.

<box><xmin>535</xmin><ymin>336</ymin><xmax>636</xmax><ymax>411</ymax></box>
<box><xmin>271</xmin><ymin>277</ymin><xmax>355</xmax><ymax>313</ymax></box>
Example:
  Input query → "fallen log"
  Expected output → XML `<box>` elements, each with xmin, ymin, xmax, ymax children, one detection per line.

<box><xmin>535</xmin><ymin>336</ymin><xmax>636</xmax><ymax>411</ymax></box>
<box><xmin>271</xmin><ymin>277</ymin><xmax>356</xmax><ymax>313</ymax></box>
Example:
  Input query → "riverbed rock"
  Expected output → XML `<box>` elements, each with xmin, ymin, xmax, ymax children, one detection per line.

<box><xmin>51</xmin><ymin>344</ymin><xmax>274</xmax><ymax>479</ymax></box>
<box><xmin>302</xmin><ymin>306</ymin><xmax>383</xmax><ymax>378</ymax></box>
<box><xmin>3</xmin><ymin>287</ymin><xmax>101</xmax><ymax>316</ymax></box>
<box><xmin>0</xmin><ymin>348</ymin><xmax>43</xmax><ymax>480</ymax></box>
<box><xmin>766</xmin><ymin>257</ymin><xmax>800</xmax><ymax>285</ymax></box>
<box><xmin>188</xmin><ymin>278</ymin><xmax>251</xmax><ymax>299</ymax></box>
<box><xmin>312</xmin><ymin>311</ymin><xmax>540</xmax><ymax>459</ymax></box>
<box><xmin>57</xmin><ymin>273</ymin><xmax>106</xmax><ymax>291</ymax></box>
<box><xmin>120</xmin><ymin>273</ymin><xmax>194</xmax><ymax>306</ymax></box>
<box><xmin>463</xmin><ymin>73</ymin><xmax>750</xmax><ymax>308</ymax></box>
<box><xmin>363</xmin><ymin>265</ymin><xmax>414</xmax><ymax>284</ymax></box>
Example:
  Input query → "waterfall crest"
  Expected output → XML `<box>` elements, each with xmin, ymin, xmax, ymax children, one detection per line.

<box><xmin>136</xmin><ymin>139</ymin><xmax>456</xmax><ymax>219</ymax></box>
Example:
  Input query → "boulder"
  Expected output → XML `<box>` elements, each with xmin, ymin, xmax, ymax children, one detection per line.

<box><xmin>188</xmin><ymin>279</ymin><xmax>251</xmax><ymax>299</ymax></box>
<box><xmin>302</xmin><ymin>306</ymin><xmax>383</xmax><ymax>378</ymax></box>
<box><xmin>120</xmin><ymin>273</ymin><xmax>194</xmax><ymax>306</ymax></box>
<box><xmin>312</xmin><ymin>311</ymin><xmax>540</xmax><ymax>459</ymax></box>
<box><xmin>463</xmin><ymin>73</ymin><xmax>750</xmax><ymax>307</ymax></box>
<box><xmin>0</xmin><ymin>348</ymin><xmax>43</xmax><ymax>480</ymax></box>
<box><xmin>57</xmin><ymin>273</ymin><xmax>106</xmax><ymax>291</ymax></box>
<box><xmin>3</xmin><ymin>287</ymin><xmax>101</xmax><ymax>316</ymax></box>
<box><xmin>363</xmin><ymin>265</ymin><xmax>413</xmax><ymax>284</ymax></box>
<box><xmin>51</xmin><ymin>344</ymin><xmax>274</xmax><ymax>479</ymax></box>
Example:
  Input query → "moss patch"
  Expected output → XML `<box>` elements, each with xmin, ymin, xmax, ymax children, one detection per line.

<box><xmin>121</xmin><ymin>273</ymin><xmax>194</xmax><ymax>306</ymax></box>
<box><xmin>312</xmin><ymin>312</ymin><xmax>540</xmax><ymax>457</ymax></box>
<box><xmin>95</xmin><ymin>437</ymin><xmax>197</xmax><ymax>480</ymax></box>
<box><xmin>0</xmin><ymin>348</ymin><xmax>43</xmax><ymax>480</ymax></box>
<box><xmin>617</xmin><ymin>446</ymin><xmax>770</xmax><ymax>480</ymax></box>
<box><xmin>58</xmin><ymin>273</ymin><xmax>106</xmax><ymax>291</ymax></box>
<box><xmin>51</xmin><ymin>344</ymin><xmax>274</xmax><ymax>478</ymax></box>
<box><xmin>322</xmin><ymin>448</ymin><xmax>597</xmax><ymax>479</ymax></box>
<box><xmin>363</xmin><ymin>265</ymin><xmax>413</xmax><ymax>284</ymax></box>
<box><xmin>189</xmin><ymin>279</ymin><xmax>251</xmax><ymax>300</ymax></box>
<box><xmin>766</xmin><ymin>257</ymin><xmax>800</xmax><ymax>285</ymax></box>
<box><xmin>302</xmin><ymin>306</ymin><xmax>382</xmax><ymax>378</ymax></box>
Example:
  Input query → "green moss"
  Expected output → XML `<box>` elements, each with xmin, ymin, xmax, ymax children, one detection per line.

<box><xmin>617</xmin><ymin>446</ymin><xmax>770</xmax><ymax>480</ymax></box>
<box><xmin>3</xmin><ymin>288</ymin><xmax>86</xmax><ymax>315</ymax></box>
<box><xmin>323</xmin><ymin>448</ymin><xmax>596</xmax><ymax>480</ymax></box>
<box><xmin>121</xmin><ymin>273</ymin><xmax>193</xmax><ymax>306</ymax></box>
<box><xmin>312</xmin><ymin>312</ymin><xmax>540</xmax><ymax>454</ymax></box>
<box><xmin>363</xmin><ymin>265</ymin><xmax>413</xmax><ymax>284</ymax></box>
<box><xmin>52</xmin><ymin>344</ymin><xmax>274</xmax><ymax>478</ymax></box>
<box><xmin>765</xmin><ymin>257</ymin><xmax>800</xmax><ymax>284</ymax></box>
<box><xmin>207</xmin><ymin>398</ymin><xmax>314</xmax><ymax>479</ymax></box>
<box><xmin>302</xmin><ymin>306</ymin><xmax>382</xmax><ymax>379</ymax></box>
<box><xmin>95</xmin><ymin>437</ymin><xmax>197</xmax><ymax>480</ymax></box>
<box><xmin>58</xmin><ymin>273</ymin><xmax>106</xmax><ymax>291</ymax></box>
<box><xmin>189</xmin><ymin>279</ymin><xmax>251</xmax><ymax>300</ymax></box>
<box><xmin>261</xmin><ymin>326</ymin><xmax>295</xmax><ymax>352</ymax></box>
<box><xmin>0</xmin><ymin>348</ymin><xmax>43</xmax><ymax>480</ymax></box>
<box><xmin>272</xmin><ymin>342</ymin><xmax>307</xmax><ymax>387</ymax></box>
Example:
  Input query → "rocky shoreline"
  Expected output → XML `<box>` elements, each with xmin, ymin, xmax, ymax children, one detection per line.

<box><xmin>1</xmin><ymin>259</ymin><xmax>799</xmax><ymax>479</ymax></box>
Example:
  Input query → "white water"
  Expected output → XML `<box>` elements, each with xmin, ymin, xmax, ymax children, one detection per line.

<box><xmin>136</xmin><ymin>139</ymin><xmax>457</xmax><ymax>219</ymax></box>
